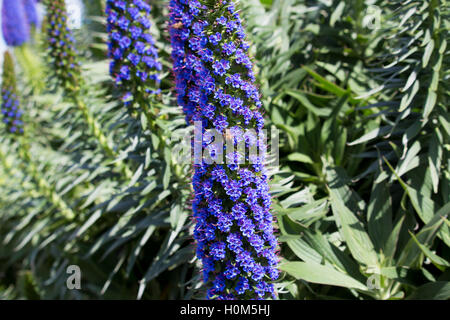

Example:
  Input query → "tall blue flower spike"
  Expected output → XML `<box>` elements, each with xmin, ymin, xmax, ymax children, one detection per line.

<box><xmin>43</xmin><ymin>0</ymin><xmax>81</xmax><ymax>93</ymax></box>
<box><xmin>169</xmin><ymin>0</ymin><xmax>279</xmax><ymax>300</ymax></box>
<box><xmin>1</xmin><ymin>0</ymin><xmax>30</xmax><ymax>46</ymax></box>
<box><xmin>1</xmin><ymin>51</ymin><xmax>24</xmax><ymax>135</ymax></box>
<box><xmin>106</xmin><ymin>0</ymin><xmax>162</xmax><ymax>107</ymax></box>
<box><xmin>22</xmin><ymin>0</ymin><xmax>39</xmax><ymax>27</ymax></box>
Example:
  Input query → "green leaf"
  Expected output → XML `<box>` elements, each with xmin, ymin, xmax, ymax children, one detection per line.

<box><xmin>126</xmin><ymin>225</ymin><xmax>156</xmax><ymax>275</ymax></box>
<box><xmin>399</xmin><ymin>80</ymin><xmax>419</xmax><ymax>112</ymax></box>
<box><xmin>328</xmin><ymin>171</ymin><xmax>379</xmax><ymax>268</ymax></box>
<box><xmin>348</xmin><ymin>126</ymin><xmax>391</xmax><ymax>146</ymax></box>
<box><xmin>428</xmin><ymin>130</ymin><xmax>443</xmax><ymax>193</ymax></box>
<box><xmin>303</xmin><ymin>66</ymin><xmax>347</xmax><ymax>97</ymax></box>
<box><xmin>284</xmin><ymin>90</ymin><xmax>331</xmax><ymax>117</ymax></box>
<box><xmin>367</xmin><ymin>174</ymin><xmax>393</xmax><ymax>251</ymax></box>
<box><xmin>398</xmin><ymin>208</ymin><xmax>446</xmax><ymax>268</ymax></box>
<box><xmin>422</xmin><ymin>39</ymin><xmax>435</xmax><ymax>68</ymax></box>
<box><xmin>407</xmin><ymin>281</ymin><xmax>450</xmax><ymax>300</ymax></box>
<box><xmin>330</xmin><ymin>2</ymin><xmax>345</xmax><ymax>27</ymax></box>
<box><xmin>394</xmin><ymin>141</ymin><xmax>421</xmax><ymax>179</ymax></box>
<box><xmin>286</xmin><ymin>238</ymin><xmax>324</xmax><ymax>265</ymax></box>
<box><xmin>423</xmin><ymin>90</ymin><xmax>437</xmax><ymax>119</ymax></box>
<box><xmin>286</xmin><ymin>198</ymin><xmax>328</xmax><ymax>223</ymax></box>
<box><xmin>326</xmin><ymin>166</ymin><xmax>365</xmax><ymax>214</ymax></box>
<box><xmin>409</xmin><ymin>231</ymin><xmax>450</xmax><ymax>269</ymax></box>
<box><xmin>163</xmin><ymin>147</ymin><xmax>172</xmax><ymax>190</ymax></box>
<box><xmin>380</xmin><ymin>266</ymin><xmax>429</xmax><ymax>286</ymax></box>
<box><xmin>287</xmin><ymin>152</ymin><xmax>314</xmax><ymax>164</ymax></box>
<box><xmin>383</xmin><ymin>156</ymin><xmax>435</xmax><ymax>224</ymax></box>
<box><xmin>384</xmin><ymin>215</ymin><xmax>406</xmax><ymax>261</ymax></box>
<box><xmin>280</xmin><ymin>261</ymin><xmax>368</xmax><ymax>291</ymax></box>
<box><xmin>128</xmin><ymin>164</ymin><xmax>144</xmax><ymax>188</ymax></box>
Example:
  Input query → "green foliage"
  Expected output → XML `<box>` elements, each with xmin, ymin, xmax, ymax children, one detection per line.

<box><xmin>243</xmin><ymin>0</ymin><xmax>449</xmax><ymax>299</ymax></box>
<box><xmin>0</xmin><ymin>0</ymin><xmax>448</xmax><ymax>300</ymax></box>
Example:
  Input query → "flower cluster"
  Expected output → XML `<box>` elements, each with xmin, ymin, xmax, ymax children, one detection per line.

<box><xmin>1</xmin><ymin>52</ymin><xmax>24</xmax><ymax>135</ymax></box>
<box><xmin>22</xmin><ymin>0</ymin><xmax>39</xmax><ymax>27</ymax></box>
<box><xmin>43</xmin><ymin>0</ymin><xmax>81</xmax><ymax>93</ymax></box>
<box><xmin>169</xmin><ymin>0</ymin><xmax>279</xmax><ymax>299</ymax></box>
<box><xmin>1</xmin><ymin>0</ymin><xmax>30</xmax><ymax>47</ymax></box>
<box><xmin>106</xmin><ymin>0</ymin><xmax>162</xmax><ymax>107</ymax></box>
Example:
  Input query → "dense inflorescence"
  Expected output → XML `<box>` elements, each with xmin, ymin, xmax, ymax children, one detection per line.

<box><xmin>22</xmin><ymin>0</ymin><xmax>39</xmax><ymax>27</ymax></box>
<box><xmin>43</xmin><ymin>0</ymin><xmax>81</xmax><ymax>93</ymax></box>
<box><xmin>169</xmin><ymin>0</ymin><xmax>279</xmax><ymax>299</ymax></box>
<box><xmin>1</xmin><ymin>52</ymin><xmax>24</xmax><ymax>135</ymax></box>
<box><xmin>106</xmin><ymin>0</ymin><xmax>162</xmax><ymax>107</ymax></box>
<box><xmin>1</xmin><ymin>0</ymin><xmax>30</xmax><ymax>46</ymax></box>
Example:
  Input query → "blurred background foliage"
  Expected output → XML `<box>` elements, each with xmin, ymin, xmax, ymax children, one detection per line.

<box><xmin>0</xmin><ymin>0</ymin><xmax>449</xmax><ymax>300</ymax></box>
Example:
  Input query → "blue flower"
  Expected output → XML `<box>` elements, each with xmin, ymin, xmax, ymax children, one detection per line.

<box><xmin>130</xmin><ymin>26</ymin><xmax>142</xmax><ymax>39</ymax></box>
<box><xmin>212</xmin><ymin>59</ymin><xmax>230</xmax><ymax>76</ymax></box>
<box><xmin>127</xmin><ymin>53</ymin><xmax>140</xmax><ymax>66</ymax></box>
<box><xmin>119</xmin><ymin>65</ymin><xmax>130</xmax><ymax>80</ymax></box>
<box><xmin>210</xmin><ymin>241</ymin><xmax>226</xmax><ymax>261</ymax></box>
<box><xmin>224</xmin><ymin>263</ymin><xmax>240</xmax><ymax>279</ymax></box>
<box><xmin>119</xmin><ymin>36</ymin><xmax>131</xmax><ymax>49</ymax></box>
<box><xmin>118</xmin><ymin>16</ymin><xmax>130</xmax><ymax>30</ymax></box>
<box><xmin>235</xmin><ymin>277</ymin><xmax>250</xmax><ymax>295</ymax></box>
<box><xmin>222</xmin><ymin>41</ymin><xmax>236</xmax><ymax>55</ymax></box>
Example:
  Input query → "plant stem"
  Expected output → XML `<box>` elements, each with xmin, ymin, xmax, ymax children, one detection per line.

<box><xmin>71</xmin><ymin>95</ymin><xmax>132</xmax><ymax>180</ymax></box>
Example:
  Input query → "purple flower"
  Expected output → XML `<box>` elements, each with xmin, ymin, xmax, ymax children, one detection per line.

<box><xmin>127</xmin><ymin>53</ymin><xmax>140</xmax><ymax>66</ymax></box>
<box><xmin>217</xmin><ymin>212</ymin><xmax>233</xmax><ymax>233</ymax></box>
<box><xmin>130</xmin><ymin>25</ymin><xmax>142</xmax><ymax>39</ymax></box>
<box><xmin>212</xmin><ymin>115</ymin><xmax>228</xmax><ymax>133</ymax></box>
<box><xmin>224</xmin><ymin>263</ymin><xmax>240</xmax><ymax>279</ymax></box>
<box><xmin>119</xmin><ymin>65</ymin><xmax>130</xmax><ymax>80</ymax></box>
<box><xmin>117</xmin><ymin>16</ymin><xmax>130</xmax><ymax>30</ymax></box>
<box><xmin>235</xmin><ymin>277</ymin><xmax>250</xmax><ymax>295</ymax></box>
<box><xmin>119</xmin><ymin>36</ymin><xmax>131</xmax><ymax>49</ymax></box>
<box><xmin>224</xmin><ymin>179</ymin><xmax>242</xmax><ymax>201</ymax></box>
<box><xmin>222</xmin><ymin>41</ymin><xmax>236</xmax><ymax>55</ymax></box>
<box><xmin>216</xmin><ymin>16</ymin><xmax>227</xmax><ymax>26</ymax></box>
